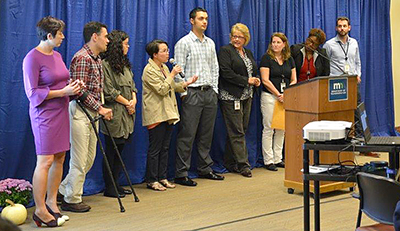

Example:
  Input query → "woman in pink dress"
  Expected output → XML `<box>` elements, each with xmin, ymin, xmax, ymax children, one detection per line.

<box><xmin>23</xmin><ymin>16</ymin><xmax>82</xmax><ymax>227</ymax></box>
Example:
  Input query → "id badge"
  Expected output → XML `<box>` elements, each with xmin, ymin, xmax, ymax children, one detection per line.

<box><xmin>280</xmin><ymin>82</ymin><xmax>286</xmax><ymax>92</ymax></box>
<box><xmin>344</xmin><ymin>63</ymin><xmax>350</xmax><ymax>74</ymax></box>
<box><xmin>234</xmin><ymin>100</ymin><xmax>240</xmax><ymax>111</ymax></box>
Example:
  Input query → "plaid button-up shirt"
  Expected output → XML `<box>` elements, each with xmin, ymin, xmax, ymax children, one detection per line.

<box><xmin>70</xmin><ymin>44</ymin><xmax>103</xmax><ymax>111</ymax></box>
<box><xmin>174</xmin><ymin>31</ymin><xmax>219</xmax><ymax>94</ymax></box>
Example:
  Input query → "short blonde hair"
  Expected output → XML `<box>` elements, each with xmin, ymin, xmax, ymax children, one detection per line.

<box><xmin>230</xmin><ymin>23</ymin><xmax>250</xmax><ymax>46</ymax></box>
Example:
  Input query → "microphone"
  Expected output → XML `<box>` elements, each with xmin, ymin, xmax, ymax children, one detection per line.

<box><xmin>169</xmin><ymin>58</ymin><xmax>185</xmax><ymax>78</ymax></box>
<box><xmin>303</xmin><ymin>44</ymin><xmax>347</xmax><ymax>75</ymax></box>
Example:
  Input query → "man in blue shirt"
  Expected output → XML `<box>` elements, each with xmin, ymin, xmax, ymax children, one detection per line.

<box><xmin>174</xmin><ymin>7</ymin><xmax>224</xmax><ymax>186</ymax></box>
<box><xmin>323</xmin><ymin>16</ymin><xmax>361</xmax><ymax>82</ymax></box>
<box><xmin>324</xmin><ymin>16</ymin><xmax>364</xmax><ymax>137</ymax></box>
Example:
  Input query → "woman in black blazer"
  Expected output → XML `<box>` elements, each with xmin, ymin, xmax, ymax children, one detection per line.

<box><xmin>291</xmin><ymin>28</ymin><xmax>330</xmax><ymax>82</ymax></box>
<box><xmin>218</xmin><ymin>23</ymin><xmax>260</xmax><ymax>177</ymax></box>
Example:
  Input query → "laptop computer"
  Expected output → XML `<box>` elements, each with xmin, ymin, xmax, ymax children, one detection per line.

<box><xmin>357</xmin><ymin>102</ymin><xmax>400</xmax><ymax>145</ymax></box>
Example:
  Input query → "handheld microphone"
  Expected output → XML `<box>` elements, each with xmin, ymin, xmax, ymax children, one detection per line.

<box><xmin>169</xmin><ymin>58</ymin><xmax>185</xmax><ymax>78</ymax></box>
<box><xmin>303</xmin><ymin>44</ymin><xmax>347</xmax><ymax>75</ymax></box>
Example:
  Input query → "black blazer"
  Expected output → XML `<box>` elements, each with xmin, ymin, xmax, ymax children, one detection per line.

<box><xmin>218</xmin><ymin>44</ymin><xmax>258</xmax><ymax>98</ymax></box>
<box><xmin>290</xmin><ymin>43</ymin><xmax>330</xmax><ymax>78</ymax></box>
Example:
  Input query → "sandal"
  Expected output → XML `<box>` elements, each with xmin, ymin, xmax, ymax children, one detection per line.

<box><xmin>159</xmin><ymin>179</ymin><xmax>176</xmax><ymax>189</ymax></box>
<box><xmin>146</xmin><ymin>182</ymin><xmax>166</xmax><ymax>191</ymax></box>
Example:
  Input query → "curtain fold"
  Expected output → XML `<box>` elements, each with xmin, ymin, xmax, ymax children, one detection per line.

<box><xmin>0</xmin><ymin>0</ymin><xmax>393</xmax><ymax>194</ymax></box>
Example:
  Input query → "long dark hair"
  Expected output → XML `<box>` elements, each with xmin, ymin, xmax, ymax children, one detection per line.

<box><xmin>101</xmin><ymin>30</ymin><xmax>131</xmax><ymax>75</ymax></box>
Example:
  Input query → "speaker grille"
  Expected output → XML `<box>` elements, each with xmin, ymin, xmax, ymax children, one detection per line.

<box><xmin>309</xmin><ymin>132</ymin><xmax>330</xmax><ymax>141</ymax></box>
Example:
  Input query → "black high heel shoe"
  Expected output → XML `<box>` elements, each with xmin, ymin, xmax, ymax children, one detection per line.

<box><xmin>32</xmin><ymin>213</ymin><xmax>65</xmax><ymax>227</ymax></box>
<box><xmin>46</xmin><ymin>204</ymin><xmax>70</xmax><ymax>221</ymax></box>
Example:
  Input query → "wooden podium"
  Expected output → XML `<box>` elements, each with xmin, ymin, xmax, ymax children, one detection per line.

<box><xmin>283</xmin><ymin>75</ymin><xmax>358</xmax><ymax>194</ymax></box>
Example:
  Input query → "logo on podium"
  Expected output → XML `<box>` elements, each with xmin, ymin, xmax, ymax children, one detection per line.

<box><xmin>328</xmin><ymin>78</ymin><xmax>348</xmax><ymax>102</ymax></box>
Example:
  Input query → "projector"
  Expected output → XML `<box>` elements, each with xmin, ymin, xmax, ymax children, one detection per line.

<box><xmin>303</xmin><ymin>120</ymin><xmax>352</xmax><ymax>142</ymax></box>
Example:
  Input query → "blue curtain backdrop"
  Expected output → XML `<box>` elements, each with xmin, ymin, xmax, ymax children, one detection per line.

<box><xmin>0</xmin><ymin>0</ymin><xmax>394</xmax><ymax>195</ymax></box>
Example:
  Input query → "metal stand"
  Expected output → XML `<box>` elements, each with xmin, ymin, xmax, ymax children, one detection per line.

<box><xmin>100</xmin><ymin>118</ymin><xmax>139</xmax><ymax>202</ymax></box>
<box><xmin>76</xmin><ymin>99</ymin><xmax>139</xmax><ymax>213</ymax></box>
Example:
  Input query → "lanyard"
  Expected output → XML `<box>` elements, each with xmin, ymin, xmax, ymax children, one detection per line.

<box><xmin>338</xmin><ymin>41</ymin><xmax>349</xmax><ymax>61</ymax></box>
<box><xmin>274</xmin><ymin>58</ymin><xmax>285</xmax><ymax>81</ymax></box>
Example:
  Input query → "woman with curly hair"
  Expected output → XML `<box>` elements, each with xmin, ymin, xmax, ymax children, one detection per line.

<box><xmin>291</xmin><ymin>28</ymin><xmax>330</xmax><ymax>82</ymax></box>
<box><xmin>100</xmin><ymin>30</ymin><xmax>137</xmax><ymax>198</ymax></box>
<box><xmin>260</xmin><ymin>32</ymin><xmax>296</xmax><ymax>171</ymax></box>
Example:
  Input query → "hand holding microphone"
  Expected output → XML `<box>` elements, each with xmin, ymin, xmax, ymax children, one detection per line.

<box><xmin>171</xmin><ymin>65</ymin><xmax>183</xmax><ymax>77</ymax></box>
<box><xmin>169</xmin><ymin>58</ymin><xmax>185</xmax><ymax>78</ymax></box>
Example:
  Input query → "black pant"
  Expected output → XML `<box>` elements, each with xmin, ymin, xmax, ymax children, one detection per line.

<box><xmin>175</xmin><ymin>88</ymin><xmax>218</xmax><ymax>177</ymax></box>
<box><xmin>145</xmin><ymin>122</ymin><xmax>173</xmax><ymax>183</ymax></box>
<box><xmin>219</xmin><ymin>98</ymin><xmax>252</xmax><ymax>172</ymax></box>
<box><xmin>103</xmin><ymin>134</ymin><xmax>127</xmax><ymax>194</ymax></box>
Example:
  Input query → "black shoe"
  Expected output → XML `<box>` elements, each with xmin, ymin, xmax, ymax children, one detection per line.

<box><xmin>32</xmin><ymin>213</ymin><xmax>65</xmax><ymax>227</ymax></box>
<box><xmin>46</xmin><ymin>204</ymin><xmax>70</xmax><ymax>221</ymax></box>
<box><xmin>118</xmin><ymin>187</ymin><xmax>132</xmax><ymax>195</ymax></box>
<box><xmin>276</xmin><ymin>162</ymin><xmax>285</xmax><ymax>168</ymax></box>
<box><xmin>174</xmin><ymin>177</ymin><xmax>197</xmax><ymax>186</ymax></box>
<box><xmin>56</xmin><ymin>192</ymin><xmax>64</xmax><ymax>204</ymax></box>
<box><xmin>240</xmin><ymin>168</ymin><xmax>252</xmax><ymax>178</ymax></box>
<box><xmin>265</xmin><ymin>164</ymin><xmax>278</xmax><ymax>171</ymax></box>
<box><xmin>199</xmin><ymin>172</ymin><xmax>225</xmax><ymax>180</ymax></box>
<box><xmin>225</xmin><ymin>165</ymin><xmax>239</xmax><ymax>173</ymax></box>
<box><xmin>104</xmin><ymin>191</ymin><xmax>125</xmax><ymax>198</ymax></box>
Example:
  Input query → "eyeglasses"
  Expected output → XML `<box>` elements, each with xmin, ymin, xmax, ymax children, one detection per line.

<box><xmin>232</xmin><ymin>35</ymin><xmax>245</xmax><ymax>40</ymax></box>
<box><xmin>159</xmin><ymin>49</ymin><xmax>169</xmax><ymax>53</ymax></box>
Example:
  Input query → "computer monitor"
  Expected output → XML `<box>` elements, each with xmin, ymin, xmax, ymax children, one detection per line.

<box><xmin>357</xmin><ymin>102</ymin><xmax>372</xmax><ymax>142</ymax></box>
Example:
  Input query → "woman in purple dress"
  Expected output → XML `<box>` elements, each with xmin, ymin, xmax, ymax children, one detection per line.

<box><xmin>23</xmin><ymin>16</ymin><xmax>82</xmax><ymax>227</ymax></box>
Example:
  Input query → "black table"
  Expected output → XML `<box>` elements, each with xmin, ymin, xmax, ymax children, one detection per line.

<box><xmin>302</xmin><ymin>142</ymin><xmax>400</xmax><ymax>231</ymax></box>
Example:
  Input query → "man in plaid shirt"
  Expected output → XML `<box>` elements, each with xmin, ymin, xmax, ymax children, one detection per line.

<box><xmin>59</xmin><ymin>21</ymin><xmax>112</xmax><ymax>213</ymax></box>
<box><xmin>174</xmin><ymin>7</ymin><xmax>224</xmax><ymax>187</ymax></box>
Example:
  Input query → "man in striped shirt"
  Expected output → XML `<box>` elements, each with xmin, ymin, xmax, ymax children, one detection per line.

<box><xmin>174</xmin><ymin>7</ymin><xmax>224</xmax><ymax>187</ymax></box>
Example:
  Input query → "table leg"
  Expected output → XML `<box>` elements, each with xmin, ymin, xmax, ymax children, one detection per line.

<box><xmin>388</xmin><ymin>151</ymin><xmax>397</xmax><ymax>179</ymax></box>
<box><xmin>304</xmin><ymin>148</ymin><xmax>310</xmax><ymax>231</ymax></box>
<box><xmin>314</xmin><ymin>150</ymin><xmax>320</xmax><ymax>231</ymax></box>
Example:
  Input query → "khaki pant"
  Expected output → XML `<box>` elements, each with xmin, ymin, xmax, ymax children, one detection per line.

<box><xmin>59</xmin><ymin>100</ymin><xmax>98</xmax><ymax>204</ymax></box>
<box><xmin>260</xmin><ymin>91</ymin><xmax>284</xmax><ymax>165</ymax></box>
